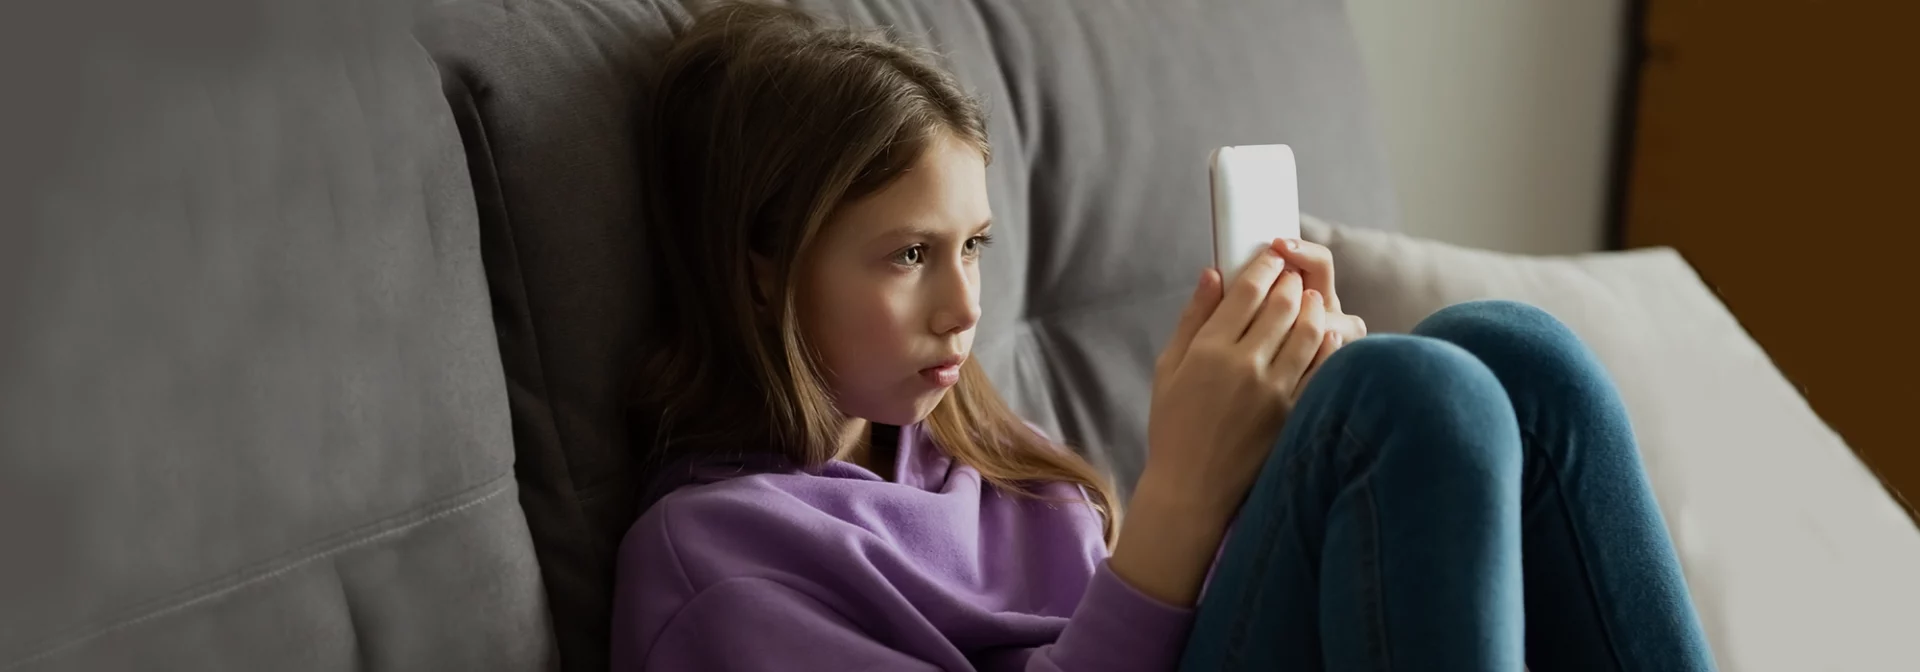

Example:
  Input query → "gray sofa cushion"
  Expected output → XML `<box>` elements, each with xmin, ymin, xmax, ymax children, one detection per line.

<box><xmin>419</xmin><ymin>0</ymin><xmax>1395</xmax><ymax>668</ymax></box>
<box><xmin>0</xmin><ymin>1</ymin><xmax>551</xmax><ymax>669</ymax></box>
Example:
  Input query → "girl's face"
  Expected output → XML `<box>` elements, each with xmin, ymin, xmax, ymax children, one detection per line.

<box><xmin>796</xmin><ymin>133</ymin><xmax>991</xmax><ymax>432</ymax></box>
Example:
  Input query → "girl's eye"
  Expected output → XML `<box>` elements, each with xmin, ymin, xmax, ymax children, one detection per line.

<box><xmin>964</xmin><ymin>233</ymin><xmax>995</xmax><ymax>258</ymax></box>
<box><xmin>895</xmin><ymin>245</ymin><xmax>926</xmax><ymax>266</ymax></box>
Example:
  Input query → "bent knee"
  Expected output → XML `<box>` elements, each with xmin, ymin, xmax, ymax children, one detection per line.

<box><xmin>1321</xmin><ymin>334</ymin><xmax>1498</xmax><ymax>398</ymax></box>
<box><xmin>1414</xmin><ymin>299</ymin><xmax>1566</xmax><ymax>343</ymax></box>
<box><xmin>1413</xmin><ymin>300</ymin><xmax>1601</xmax><ymax>381</ymax></box>
<box><xmin>1313</xmin><ymin>335</ymin><xmax>1522</xmax><ymax>473</ymax></box>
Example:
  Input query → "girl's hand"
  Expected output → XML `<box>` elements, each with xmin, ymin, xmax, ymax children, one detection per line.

<box><xmin>1275</xmin><ymin>238</ymin><xmax>1367</xmax><ymax>383</ymax></box>
<box><xmin>1108</xmin><ymin>239</ymin><xmax>1330</xmax><ymax>606</ymax></box>
<box><xmin>1142</xmin><ymin>238</ymin><xmax>1330</xmax><ymax>513</ymax></box>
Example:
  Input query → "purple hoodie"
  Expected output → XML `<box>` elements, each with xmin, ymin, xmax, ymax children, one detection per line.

<box><xmin>610</xmin><ymin>422</ymin><xmax>1194</xmax><ymax>670</ymax></box>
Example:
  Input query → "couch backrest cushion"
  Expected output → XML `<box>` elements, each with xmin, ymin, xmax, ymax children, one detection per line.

<box><xmin>0</xmin><ymin>0</ymin><xmax>552</xmax><ymax>669</ymax></box>
<box><xmin>419</xmin><ymin>0</ymin><xmax>1395</xmax><ymax>668</ymax></box>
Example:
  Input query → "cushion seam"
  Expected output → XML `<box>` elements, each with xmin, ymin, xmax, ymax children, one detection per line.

<box><xmin>3</xmin><ymin>472</ymin><xmax>519</xmax><ymax>670</ymax></box>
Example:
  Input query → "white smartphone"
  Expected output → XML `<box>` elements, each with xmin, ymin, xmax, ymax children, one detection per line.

<box><xmin>1209</xmin><ymin>144</ymin><xmax>1301</xmax><ymax>275</ymax></box>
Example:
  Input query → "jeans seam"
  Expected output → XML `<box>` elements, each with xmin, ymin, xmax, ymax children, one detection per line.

<box><xmin>1218</xmin><ymin>418</ymin><xmax>1342</xmax><ymax>670</ymax></box>
<box><xmin>1527</xmin><ymin>426</ymin><xmax>1632</xmax><ymax>670</ymax></box>
<box><xmin>1221</xmin><ymin>482</ymin><xmax>1286</xmax><ymax>671</ymax></box>
<box><xmin>1340</xmin><ymin>426</ymin><xmax>1394</xmax><ymax>672</ymax></box>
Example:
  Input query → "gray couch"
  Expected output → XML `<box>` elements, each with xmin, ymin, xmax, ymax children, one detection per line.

<box><xmin>416</xmin><ymin>0</ymin><xmax>1391</xmax><ymax>667</ymax></box>
<box><xmin>3</xmin><ymin>0</ymin><xmax>1389</xmax><ymax>668</ymax></box>
<box><xmin>10</xmin><ymin>0</ymin><xmax>1918</xmax><ymax>670</ymax></box>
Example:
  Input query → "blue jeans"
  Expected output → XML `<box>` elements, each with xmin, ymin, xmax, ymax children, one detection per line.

<box><xmin>1178</xmin><ymin>300</ymin><xmax>1714</xmax><ymax>671</ymax></box>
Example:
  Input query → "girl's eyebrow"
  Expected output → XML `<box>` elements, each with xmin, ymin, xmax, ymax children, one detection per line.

<box><xmin>875</xmin><ymin>220</ymin><xmax>994</xmax><ymax>243</ymax></box>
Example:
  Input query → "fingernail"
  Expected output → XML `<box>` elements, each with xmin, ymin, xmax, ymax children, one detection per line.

<box><xmin>1285</xmin><ymin>238</ymin><xmax>1301</xmax><ymax>250</ymax></box>
<box><xmin>1334</xmin><ymin>332</ymin><xmax>1344</xmax><ymax>347</ymax></box>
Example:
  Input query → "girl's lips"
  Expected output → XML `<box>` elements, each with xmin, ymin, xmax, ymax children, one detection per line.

<box><xmin>921</xmin><ymin>364</ymin><xmax>961</xmax><ymax>387</ymax></box>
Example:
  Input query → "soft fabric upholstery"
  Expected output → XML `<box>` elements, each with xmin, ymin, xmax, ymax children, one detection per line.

<box><xmin>418</xmin><ymin>0</ymin><xmax>1396</xmax><ymax>667</ymax></box>
<box><xmin>1306</xmin><ymin>216</ymin><xmax>1920</xmax><ymax>671</ymax></box>
<box><xmin>0</xmin><ymin>1</ymin><xmax>552</xmax><ymax>669</ymax></box>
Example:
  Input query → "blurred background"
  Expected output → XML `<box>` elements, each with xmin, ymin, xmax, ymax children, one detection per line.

<box><xmin>1345</xmin><ymin>0</ymin><xmax>1917</xmax><ymax>517</ymax></box>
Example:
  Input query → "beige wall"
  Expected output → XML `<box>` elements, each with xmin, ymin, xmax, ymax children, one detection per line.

<box><xmin>1345</xmin><ymin>0</ymin><xmax>1626</xmax><ymax>254</ymax></box>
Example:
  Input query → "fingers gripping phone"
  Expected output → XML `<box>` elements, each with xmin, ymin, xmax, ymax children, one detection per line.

<box><xmin>1209</xmin><ymin>144</ymin><xmax>1301</xmax><ymax>275</ymax></box>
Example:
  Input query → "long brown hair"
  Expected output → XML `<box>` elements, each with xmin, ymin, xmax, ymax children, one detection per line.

<box><xmin>633</xmin><ymin>2</ymin><xmax>1116</xmax><ymax>541</ymax></box>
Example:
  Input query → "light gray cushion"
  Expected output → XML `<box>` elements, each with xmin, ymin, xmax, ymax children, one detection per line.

<box><xmin>1305</xmin><ymin>215</ymin><xmax>1920</xmax><ymax>671</ymax></box>
<box><xmin>419</xmin><ymin>0</ymin><xmax>1395</xmax><ymax>668</ymax></box>
<box><xmin>0</xmin><ymin>1</ymin><xmax>551</xmax><ymax>669</ymax></box>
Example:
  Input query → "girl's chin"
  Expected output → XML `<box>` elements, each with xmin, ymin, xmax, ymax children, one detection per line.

<box><xmin>852</xmin><ymin>389</ymin><xmax>950</xmax><ymax>428</ymax></box>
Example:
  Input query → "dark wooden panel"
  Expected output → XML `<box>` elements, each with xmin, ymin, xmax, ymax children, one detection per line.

<box><xmin>1624</xmin><ymin>0</ymin><xmax>1919</xmax><ymax>517</ymax></box>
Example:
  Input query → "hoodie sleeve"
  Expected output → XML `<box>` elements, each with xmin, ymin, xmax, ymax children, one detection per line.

<box><xmin>639</xmin><ymin>564</ymin><xmax>1191</xmax><ymax>672</ymax></box>
<box><xmin>1025</xmin><ymin>560</ymin><xmax>1194</xmax><ymax>672</ymax></box>
<box><xmin>640</xmin><ymin>577</ymin><xmax>943</xmax><ymax>671</ymax></box>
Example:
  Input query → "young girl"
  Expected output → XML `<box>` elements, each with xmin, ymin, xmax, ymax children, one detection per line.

<box><xmin>613</xmin><ymin>4</ymin><xmax>1714</xmax><ymax>670</ymax></box>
